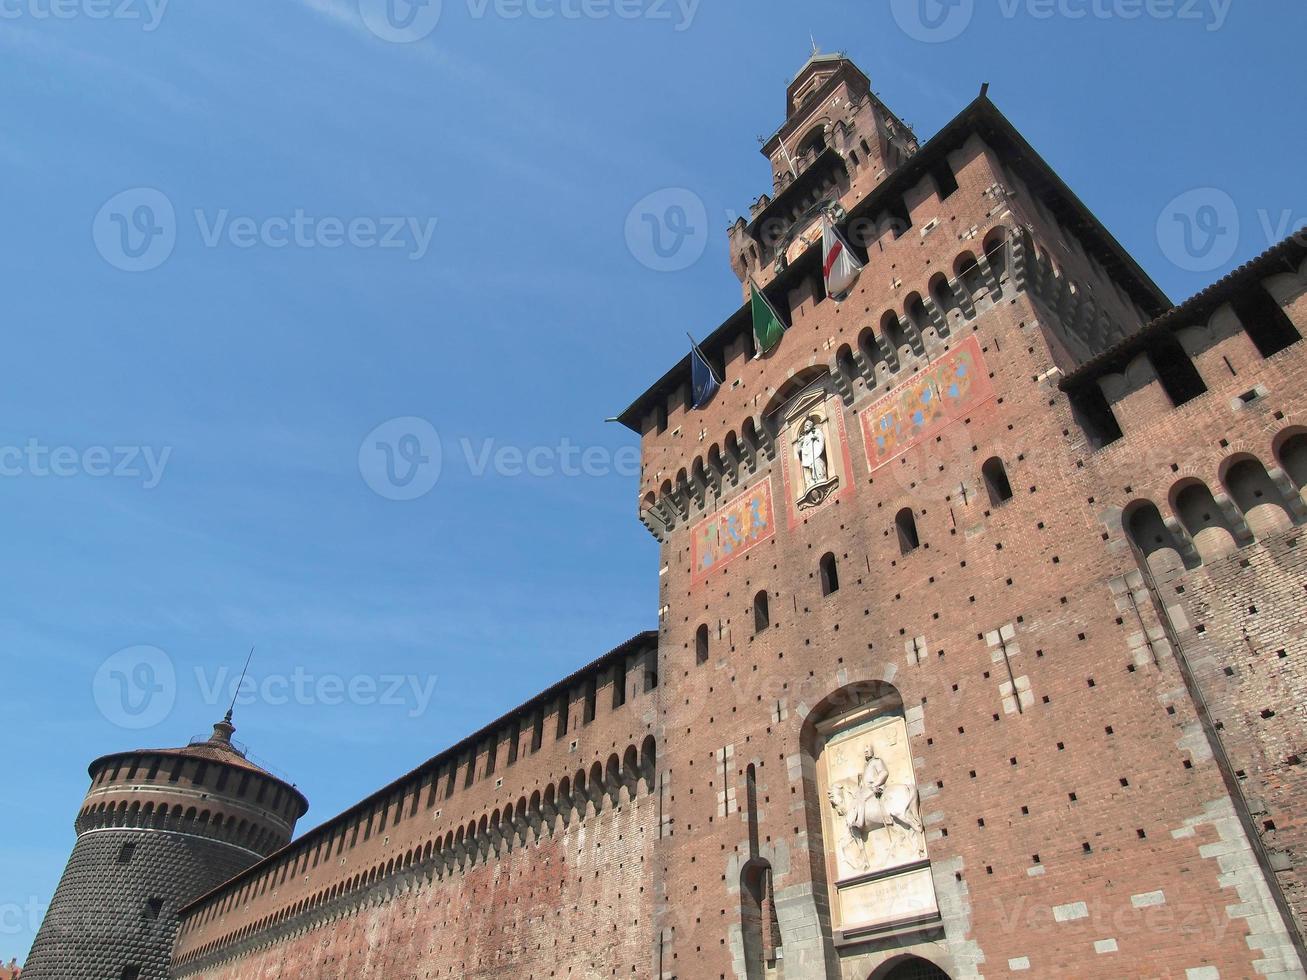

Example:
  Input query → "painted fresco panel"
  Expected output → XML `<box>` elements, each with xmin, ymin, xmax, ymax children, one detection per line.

<box><xmin>690</xmin><ymin>479</ymin><xmax>775</xmax><ymax>585</ymax></box>
<box><xmin>859</xmin><ymin>335</ymin><xmax>995</xmax><ymax>472</ymax></box>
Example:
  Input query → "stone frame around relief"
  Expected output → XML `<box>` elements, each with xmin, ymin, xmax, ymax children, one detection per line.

<box><xmin>689</xmin><ymin>476</ymin><xmax>777</xmax><ymax>587</ymax></box>
<box><xmin>778</xmin><ymin>384</ymin><xmax>856</xmax><ymax>531</ymax></box>
<box><xmin>814</xmin><ymin>697</ymin><xmax>940</xmax><ymax>941</ymax></box>
<box><xmin>858</xmin><ymin>334</ymin><xmax>996</xmax><ymax>475</ymax></box>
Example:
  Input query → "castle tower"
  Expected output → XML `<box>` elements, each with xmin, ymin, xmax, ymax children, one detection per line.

<box><xmin>23</xmin><ymin>714</ymin><xmax>307</xmax><ymax>980</ymax></box>
<box><xmin>728</xmin><ymin>52</ymin><xmax>919</xmax><ymax>299</ymax></box>
<box><xmin>624</xmin><ymin>50</ymin><xmax>1306</xmax><ymax>979</ymax></box>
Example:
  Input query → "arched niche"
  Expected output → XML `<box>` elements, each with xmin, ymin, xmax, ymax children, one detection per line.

<box><xmin>1171</xmin><ymin>480</ymin><xmax>1238</xmax><ymax>561</ymax></box>
<box><xmin>1124</xmin><ymin>499</ymin><xmax>1195</xmax><ymax>578</ymax></box>
<box><xmin>1222</xmin><ymin>455</ymin><xmax>1294</xmax><ymax>537</ymax></box>
<box><xmin>802</xmin><ymin>681</ymin><xmax>937</xmax><ymax>943</ymax></box>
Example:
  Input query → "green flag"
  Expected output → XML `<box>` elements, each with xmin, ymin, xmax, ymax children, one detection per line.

<box><xmin>750</xmin><ymin>281</ymin><xmax>786</xmax><ymax>356</ymax></box>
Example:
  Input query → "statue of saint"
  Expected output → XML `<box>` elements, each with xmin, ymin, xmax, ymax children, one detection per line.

<box><xmin>794</xmin><ymin>415</ymin><xmax>829</xmax><ymax>491</ymax></box>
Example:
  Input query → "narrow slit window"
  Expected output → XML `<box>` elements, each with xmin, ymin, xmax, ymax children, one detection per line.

<box><xmin>819</xmin><ymin>553</ymin><xmax>839</xmax><ymax>596</ymax></box>
<box><xmin>896</xmin><ymin>508</ymin><xmax>921</xmax><ymax>554</ymax></box>
<box><xmin>982</xmin><ymin>458</ymin><xmax>1014</xmax><ymax>506</ymax></box>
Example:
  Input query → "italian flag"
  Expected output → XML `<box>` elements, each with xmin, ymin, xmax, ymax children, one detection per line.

<box><xmin>822</xmin><ymin>214</ymin><xmax>864</xmax><ymax>301</ymax></box>
<box><xmin>750</xmin><ymin>281</ymin><xmax>786</xmax><ymax>356</ymax></box>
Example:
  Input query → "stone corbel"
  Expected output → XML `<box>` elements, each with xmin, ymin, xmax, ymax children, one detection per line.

<box><xmin>1162</xmin><ymin>516</ymin><xmax>1203</xmax><ymax>568</ymax></box>
<box><xmin>1213</xmin><ymin>492</ymin><xmax>1256</xmax><ymax>547</ymax></box>
<box><xmin>1267</xmin><ymin>466</ymin><xmax>1307</xmax><ymax>522</ymax></box>
<box><xmin>920</xmin><ymin>297</ymin><xmax>949</xmax><ymax>340</ymax></box>
<box><xmin>828</xmin><ymin>357</ymin><xmax>856</xmax><ymax>407</ymax></box>
<box><xmin>974</xmin><ymin>252</ymin><xmax>1005</xmax><ymax>301</ymax></box>
<box><xmin>947</xmin><ymin>277</ymin><xmax>977</xmax><ymax>321</ymax></box>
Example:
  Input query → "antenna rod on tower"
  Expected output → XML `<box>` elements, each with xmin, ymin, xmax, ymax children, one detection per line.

<box><xmin>225</xmin><ymin>646</ymin><xmax>255</xmax><ymax>723</ymax></box>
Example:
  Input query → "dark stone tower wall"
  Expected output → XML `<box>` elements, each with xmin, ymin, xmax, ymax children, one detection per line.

<box><xmin>23</xmin><ymin>718</ymin><xmax>307</xmax><ymax>980</ymax></box>
<box><xmin>25</xmin><ymin>827</ymin><xmax>259</xmax><ymax>980</ymax></box>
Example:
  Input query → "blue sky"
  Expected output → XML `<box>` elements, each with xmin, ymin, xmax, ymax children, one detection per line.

<box><xmin>2</xmin><ymin>0</ymin><xmax>1303</xmax><ymax>959</ymax></box>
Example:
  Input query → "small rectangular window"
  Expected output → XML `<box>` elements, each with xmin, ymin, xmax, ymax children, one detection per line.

<box><xmin>144</xmin><ymin>897</ymin><xmax>163</xmax><ymax>921</ymax></box>
<box><xmin>930</xmin><ymin>159</ymin><xmax>959</xmax><ymax>199</ymax></box>
<box><xmin>556</xmin><ymin>695</ymin><xmax>570</xmax><ymax>739</ymax></box>
<box><xmin>117</xmin><ymin>842</ymin><xmax>136</xmax><ymax>865</ymax></box>
<box><xmin>612</xmin><ymin>661</ymin><xmax>628</xmax><ymax>709</ymax></box>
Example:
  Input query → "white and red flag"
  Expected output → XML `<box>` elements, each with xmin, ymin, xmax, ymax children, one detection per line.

<box><xmin>821</xmin><ymin>213</ymin><xmax>863</xmax><ymax>301</ymax></box>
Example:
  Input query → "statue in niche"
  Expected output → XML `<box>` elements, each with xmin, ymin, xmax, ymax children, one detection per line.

<box><xmin>793</xmin><ymin>413</ymin><xmax>839</xmax><ymax>511</ymax></box>
<box><xmin>826</xmin><ymin>745</ymin><xmax>925</xmax><ymax>875</ymax></box>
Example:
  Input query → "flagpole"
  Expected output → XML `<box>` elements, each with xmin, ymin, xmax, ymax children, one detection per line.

<box><xmin>687</xmin><ymin>332</ymin><xmax>722</xmax><ymax>385</ymax></box>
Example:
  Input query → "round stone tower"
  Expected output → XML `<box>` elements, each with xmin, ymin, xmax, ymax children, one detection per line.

<box><xmin>23</xmin><ymin>714</ymin><xmax>308</xmax><ymax>980</ymax></box>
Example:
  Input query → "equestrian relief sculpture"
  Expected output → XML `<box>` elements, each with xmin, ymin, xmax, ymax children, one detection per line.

<box><xmin>827</xmin><ymin>745</ymin><xmax>926</xmax><ymax>876</ymax></box>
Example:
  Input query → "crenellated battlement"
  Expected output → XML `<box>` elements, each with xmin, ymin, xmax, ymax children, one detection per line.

<box><xmin>170</xmin><ymin>632</ymin><xmax>658</xmax><ymax>971</ymax></box>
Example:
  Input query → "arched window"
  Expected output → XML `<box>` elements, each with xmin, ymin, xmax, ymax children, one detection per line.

<box><xmin>905</xmin><ymin>293</ymin><xmax>931</xmax><ymax>335</ymax></box>
<box><xmin>896</xmin><ymin>508</ymin><xmax>920</xmax><ymax>554</ymax></box>
<box><xmin>1173</xmin><ymin>481</ymin><xmax>1237</xmax><ymax>561</ymax></box>
<box><xmin>695</xmin><ymin>624</ymin><xmax>709</xmax><ymax>665</ymax></box>
<box><xmin>1276</xmin><ymin>431</ymin><xmax>1307</xmax><ymax>488</ymax></box>
<box><xmin>1225</xmin><ymin>457</ymin><xmax>1294</xmax><ymax>536</ymax></box>
<box><xmin>819</xmin><ymin>553</ymin><xmax>839</xmax><ymax>596</ymax></box>
<box><xmin>753</xmin><ymin>591</ymin><xmax>770</xmax><ymax>633</ymax></box>
<box><xmin>882</xmin><ymin>310</ymin><xmax>909</xmax><ymax>353</ymax></box>
<box><xmin>982</xmin><ymin>457</ymin><xmax>1014</xmax><ymax>506</ymax></box>
<box><xmin>740</xmin><ymin>858</ymin><xmax>781</xmax><ymax>979</ymax></box>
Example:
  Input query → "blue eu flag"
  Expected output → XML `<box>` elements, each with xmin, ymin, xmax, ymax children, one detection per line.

<box><xmin>689</xmin><ymin>334</ymin><xmax>721</xmax><ymax>409</ymax></box>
